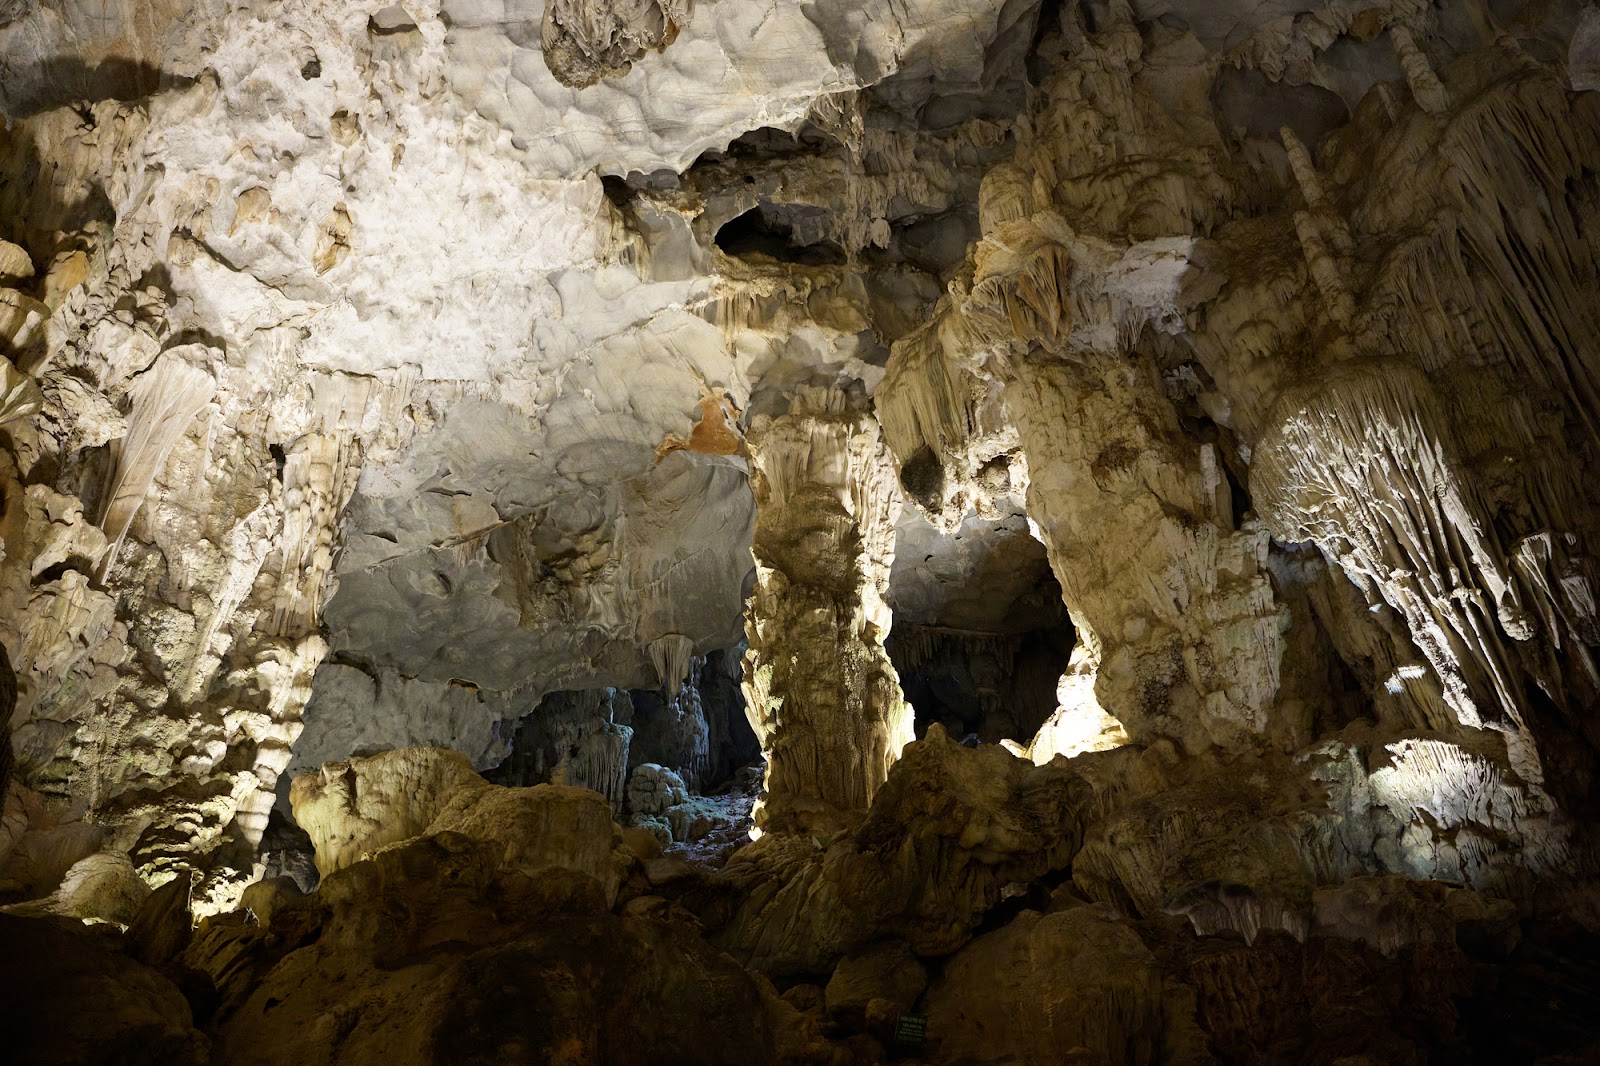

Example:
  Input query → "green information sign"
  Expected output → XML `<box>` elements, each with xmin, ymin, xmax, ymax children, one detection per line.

<box><xmin>893</xmin><ymin>1012</ymin><xmax>928</xmax><ymax>1048</ymax></box>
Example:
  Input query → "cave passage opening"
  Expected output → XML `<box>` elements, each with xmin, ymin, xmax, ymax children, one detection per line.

<box><xmin>484</xmin><ymin>642</ymin><xmax>763</xmax><ymax>860</ymax></box>
<box><xmin>714</xmin><ymin>204</ymin><xmax>849</xmax><ymax>266</ymax></box>
<box><xmin>886</xmin><ymin>565</ymin><xmax>1076</xmax><ymax>748</ymax></box>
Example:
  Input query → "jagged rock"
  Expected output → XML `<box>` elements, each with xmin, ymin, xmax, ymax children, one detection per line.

<box><xmin>541</xmin><ymin>0</ymin><xmax>687</xmax><ymax>88</ymax></box>
<box><xmin>1</xmin><ymin>849</ymin><xmax>149</xmax><ymax>926</ymax></box>
<box><xmin>291</xmin><ymin>746</ymin><xmax>632</xmax><ymax>905</ymax></box>
<box><xmin>824</xmin><ymin>939</ymin><xmax>927</xmax><ymax>1026</ymax></box>
<box><xmin>0</xmin><ymin>640</ymin><xmax>12</xmax><ymax>807</ymax></box>
<box><xmin>194</xmin><ymin>833</ymin><xmax>817</xmax><ymax>1066</ymax></box>
<box><xmin>623</xmin><ymin>761</ymin><xmax>730</xmax><ymax>844</ymax></box>
<box><xmin>289</xmin><ymin>746</ymin><xmax>487</xmax><ymax>876</ymax></box>
<box><xmin>717</xmin><ymin>725</ymin><xmax>1086</xmax><ymax>974</ymax></box>
<box><xmin>0</xmin><ymin>355</ymin><xmax>40</xmax><ymax>426</ymax></box>
<box><xmin>0</xmin><ymin>238</ymin><xmax>31</xmax><ymax>282</ymax></box>
<box><xmin>489</xmin><ymin>687</ymin><xmax>633</xmax><ymax>809</ymax></box>
<box><xmin>126</xmin><ymin>874</ymin><xmax>195</xmax><ymax>967</ymax></box>
<box><xmin>0</xmin><ymin>913</ymin><xmax>209</xmax><ymax>1066</ymax></box>
<box><xmin>1310</xmin><ymin>875</ymin><xmax>1520</xmax><ymax>958</ymax></box>
<box><xmin>235</xmin><ymin>875</ymin><xmax>304</xmax><ymax>929</ymax></box>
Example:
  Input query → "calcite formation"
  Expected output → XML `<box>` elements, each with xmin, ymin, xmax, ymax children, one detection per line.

<box><xmin>2</xmin><ymin>0</ymin><xmax>1600</xmax><ymax>1061</ymax></box>
<box><xmin>741</xmin><ymin>393</ymin><xmax>913</xmax><ymax>834</ymax></box>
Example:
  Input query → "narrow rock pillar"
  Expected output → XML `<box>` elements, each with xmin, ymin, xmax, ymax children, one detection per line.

<box><xmin>741</xmin><ymin>394</ymin><xmax>913</xmax><ymax>835</ymax></box>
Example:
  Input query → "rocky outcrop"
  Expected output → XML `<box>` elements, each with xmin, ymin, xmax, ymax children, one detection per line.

<box><xmin>922</xmin><ymin>905</ymin><xmax>1170</xmax><ymax>1065</ymax></box>
<box><xmin>717</xmin><ymin>725</ymin><xmax>1086</xmax><ymax>974</ymax></box>
<box><xmin>289</xmin><ymin>746</ymin><xmax>632</xmax><ymax>905</ymax></box>
<box><xmin>183</xmin><ymin>831</ymin><xmax>820</xmax><ymax>1066</ymax></box>
<box><xmin>541</xmin><ymin>0</ymin><xmax>687</xmax><ymax>88</ymax></box>
<box><xmin>0</xmin><ymin>913</ymin><xmax>209</xmax><ymax>1065</ymax></box>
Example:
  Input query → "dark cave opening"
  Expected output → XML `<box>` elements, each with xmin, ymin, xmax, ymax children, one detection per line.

<box><xmin>713</xmin><ymin>205</ymin><xmax>848</xmax><ymax>266</ymax></box>
<box><xmin>887</xmin><ymin>555</ymin><xmax>1076</xmax><ymax>747</ymax></box>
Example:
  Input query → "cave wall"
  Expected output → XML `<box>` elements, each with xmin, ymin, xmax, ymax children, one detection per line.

<box><xmin>0</xmin><ymin>0</ymin><xmax>1594</xmax><ymax>1004</ymax></box>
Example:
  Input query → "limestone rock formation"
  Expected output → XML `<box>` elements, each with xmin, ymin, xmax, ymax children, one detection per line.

<box><xmin>3</xmin><ymin>0</ymin><xmax>1600</xmax><ymax>1060</ymax></box>
<box><xmin>717</xmin><ymin>724</ymin><xmax>1087</xmax><ymax>974</ymax></box>
<box><xmin>289</xmin><ymin>746</ymin><xmax>631</xmax><ymax>904</ymax></box>
<box><xmin>0</xmin><ymin>913</ymin><xmax>209</xmax><ymax>1065</ymax></box>
<box><xmin>187</xmin><ymin>832</ymin><xmax>819</xmax><ymax>1066</ymax></box>
<box><xmin>921</xmin><ymin>905</ymin><xmax>1169</xmax><ymax>1065</ymax></box>
<box><xmin>742</xmin><ymin>393</ymin><xmax>914</xmax><ymax>835</ymax></box>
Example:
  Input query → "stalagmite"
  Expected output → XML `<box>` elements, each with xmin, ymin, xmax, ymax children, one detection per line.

<box><xmin>742</xmin><ymin>390</ymin><xmax>913</xmax><ymax>834</ymax></box>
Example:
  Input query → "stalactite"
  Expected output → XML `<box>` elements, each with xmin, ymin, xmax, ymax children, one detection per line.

<box><xmin>648</xmin><ymin>633</ymin><xmax>695</xmax><ymax>696</ymax></box>
<box><xmin>1293</xmin><ymin>210</ymin><xmax>1356</xmax><ymax>329</ymax></box>
<box><xmin>269</xmin><ymin>433</ymin><xmax>361</xmax><ymax>638</ymax></box>
<box><xmin>1388</xmin><ymin>26</ymin><xmax>1450</xmax><ymax>115</ymax></box>
<box><xmin>888</xmin><ymin>623</ymin><xmax>1019</xmax><ymax>723</ymax></box>
<box><xmin>1252</xmin><ymin>362</ymin><xmax>1542</xmax><ymax>777</ymax></box>
<box><xmin>496</xmin><ymin>688</ymin><xmax>635</xmax><ymax>815</ymax></box>
<box><xmin>97</xmin><ymin>351</ymin><xmax>214</xmax><ymax>578</ymax></box>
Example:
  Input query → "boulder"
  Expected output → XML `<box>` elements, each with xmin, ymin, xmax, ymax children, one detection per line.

<box><xmin>3</xmin><ymin>849</ymin><xmax>150</xmax><ymax>926</ymax></box>
<box><xmin>291</xmin><ymin>746</ymin><xmax>633</xmax><ymax>906</ymax></box>
<box><xmin>921</xmin><ymin>907</ymin><xmax>1166</xmax><ymax>1066</ymax></box>
<box><xmin>0</xmin><ymin>913</ymin><xmax>209</xmax><ymax>1065</ymax></box>
<box><xmin>825</xmin><ymin>939</ymin><xmax>927</xmax><ymax>1026</ymax></box>
<box><xmin>198</xmin><ymin>833</ymin><xmax>811</xmax><ymax>1066</ymax></box>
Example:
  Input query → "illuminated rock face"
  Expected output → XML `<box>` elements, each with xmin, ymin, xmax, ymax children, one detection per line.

<box><xmin>741</xmin><ymin>396</ymin><xmax>914</xmax><ymax>834</ymax></box>
<box><xmin>2</xmin><ymin>0</ymin><xmax>1600</xmax><ymax>1061</ymax></box>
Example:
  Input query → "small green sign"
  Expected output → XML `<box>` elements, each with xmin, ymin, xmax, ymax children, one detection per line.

<box><xmin>893</xmin><ymin>1012</ymin><xmax>928</xmax><ymax>1048</ymax></box>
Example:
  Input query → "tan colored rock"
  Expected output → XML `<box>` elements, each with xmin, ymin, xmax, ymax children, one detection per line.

<box><xmin>236</xmin><ymin>875</ymin><xmax>305</xmax><ymax>929</ymax></box>
<box><xmin>742</xmin><ymin>391</ymin><xmax>913</xmax><ymax>835</ymax></box>
<box><xmin>3</xmin><ymin>850</ymin><xmax>151</xmax><ymax>926</ymax></box>
<box><xmin>0</xmin><ymin>239</ymin><xmax>32</xmax><ymax>283</ymax></box>
<box><xmin>39</xmin><ymin>248</ymin><xmax>88</xmax><ymax>310</ymax></box>
<box><xmin>290</xmin><ymin>745</ymin><xmax>485</xmax><ymax>876</ymax></box>
<box><xmin>197</xmin><ymin>832</ymin><xmax>810</xmax><ymax>1066</ymax></box>
<box><xmin>0</xmin><ymin>287</ymin><xmax>47</xmax><ymax>353</ymax></box>
<box><xmin>922</xmin><ymin>906</ymin><xmax>1166</xmax><ymax>1066</ymax></box>
<box><xmin>541</xmin><ymin>0</ymin><xmax>687</xmax><ymax>88</ymax></box>
<box><xmin>718</xmin><ymin>725</ymin><xmax>1086</xmax><ymax>975</ymax></box>
<box><xmin>825</xmin><ymin>939</ymin><xmax>927</xmax><ymax>1024</ymax></box>
<box><xmin>0</xmin><ymin>913</ymin><xmax>209</xmax><ymax>1066</ymax></box>
<box><xmin>291</xmin><ymin>745</ymin><xmax>632</xmax><ymax>905</ymax></box>
<box><xmin>311</xmin><ymin>203</ymin><xmax>352</xmax><ymax>274</ymax></box>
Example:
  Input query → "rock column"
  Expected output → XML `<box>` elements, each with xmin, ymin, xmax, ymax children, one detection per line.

<box><xmin>741</xmin><ymin>393</ymin><xmax>913</xmax><ymax>835</ymax></box>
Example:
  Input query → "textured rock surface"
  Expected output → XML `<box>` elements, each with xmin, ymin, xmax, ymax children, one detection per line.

<box><xmin>717</xmin><ymin>725</ymin><xmax>1087</xmax><ymax>974</ymax></box>
<box><xmin>187</xmin><ymin>832</ymin><xmax>819</xmax><ymax>1066</ymax></box>
<box><xmin>922</xmin><ymin>905</ymin><xmax>1167</xmax><ymax>1065</ymax></box>
<box><xmin>289</xmin><ymin>746</ymin><xmax>631</xmax><ymax>904</ymax></box>
<box><xmin>742</xmin><ymin>393</ymin><xmax>913</xmax><ymax>834</ymax></box>
<box><xmin>2</xmin><ymin>0</ymin><xmax>1600</xmax><ymax>1060</ymax></box>
<box><xmin>0</xmin><ymin>913</ymin><xmax>209</xmax><ymax>1065</ymax></box>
